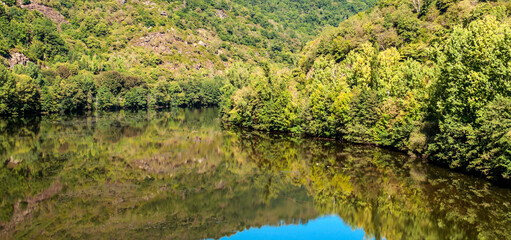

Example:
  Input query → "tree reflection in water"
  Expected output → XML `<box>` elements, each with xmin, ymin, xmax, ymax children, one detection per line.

<box><xmin>1</xmin><ymin>108</ymin><xmax>510</xmax><ymax>239</ymax></box>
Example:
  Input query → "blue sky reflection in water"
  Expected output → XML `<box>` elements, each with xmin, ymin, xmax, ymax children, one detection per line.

<box><xmin>218</xmin><ymin>215</ymin><xmax>369</xmax><ymax>240</ymax></box>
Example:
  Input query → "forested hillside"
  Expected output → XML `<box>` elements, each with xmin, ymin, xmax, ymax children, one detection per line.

<box><xmin>0</xmin><ymin>0</ymin><xmax>375</xmax><ymax>114</ymax></box>
<box><xmin>221</xmin><ymin>0</ymin><xmax>511</xmax><ymax>182</ymax></box>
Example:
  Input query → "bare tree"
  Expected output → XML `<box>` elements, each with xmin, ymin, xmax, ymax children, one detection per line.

<box><xmin>410</xmin><ymin>0</ymin><xmax>423</xmax><ymax>13</ymax></box>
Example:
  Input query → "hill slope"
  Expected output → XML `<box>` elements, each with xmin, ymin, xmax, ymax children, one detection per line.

<box><xmin>0</xmin><ymin>0</ymin><xmax>375</xmax><ymax>113</ymax></box>
<box><xmin>220</xmin><ymin>0</ymin><xmax>511</xmax><ymax>182</ymax></box>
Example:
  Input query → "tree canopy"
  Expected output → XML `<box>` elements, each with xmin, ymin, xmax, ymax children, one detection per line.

<box><xmin>221</xmin><ymin>0</ymin><xmax>511</xmax><ymax>182</ymax></box>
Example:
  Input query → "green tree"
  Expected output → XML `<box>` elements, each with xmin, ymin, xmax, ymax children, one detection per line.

<box><xmin>13</xmin><ymin>74</ymin><xmax>40</xmax><ymax>113</ymax></box>
<box><xmin>124</xmin><ymin>87</ymin><xmax>148</xmax><ymax>109</ymax></box>
<box><xmin>96</xmin><ymin>86</ymin><xmax>115</xmax><ymax>110</ymax></box>
<box><xmin>432</xmin><ymin>16</ymin><xmax>511</xmax><ymax>123</ymax></box>
<box><xmin>32</xmin><ymin>18</ymin><xmax>68</xmax><ymax>60</ymax></box>
<box><xmin>472</xmin><ymin>97</ymin><xmax>511</xmax><ymax>179</ymax></box>
<box><xmin>429</xmin><ymin>16</ymin><xmax>511</xmax><ymax>179</ymax></box>
<box><xmin>0</xmin><ymin>65</ymin><xmax>16</xmax><ymax>115</ymax></box>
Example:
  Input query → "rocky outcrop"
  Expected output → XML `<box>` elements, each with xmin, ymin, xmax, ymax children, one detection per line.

<box><xmin>142</xmin><ymin>1</ymin><xmax>156</xmax><ymax>6</ymax></box>
<box><xmin>131</xmin><ymin>29</ymin><xmax>220</xmax><ymax>75</ymax></box>
<box><xmin>216</xmin><ymin>10</ymin><xmax>227</xmax><ymax>19</ymax></box>
<box><xmin>8</xmin><ymin>52</ymin><xmax>30</xmax><ymax>69</ymax></box>
<box><xmin>21</xmin><ymin>3</ymin><xmax>69</xmax><ymax>25</ymax></box>
<box><xmin>133</xmin><ymin>32</ymin><xmax>176</xmax><ymax>54</ymax></box>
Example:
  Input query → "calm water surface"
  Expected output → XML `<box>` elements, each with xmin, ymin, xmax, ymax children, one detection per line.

<box><xmin>1</xmin><ymin>108</ymin><xmax>510</xmax><ymax>239</ymax></box>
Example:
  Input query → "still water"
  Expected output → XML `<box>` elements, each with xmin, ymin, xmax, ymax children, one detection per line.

<box><xmin>0</xmin><ymin>108</ymin><xmax>510</xmax><ymax>240</ymax></box>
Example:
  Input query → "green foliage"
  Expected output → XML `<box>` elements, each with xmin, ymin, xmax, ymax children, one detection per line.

<box><xmin>221</xmin><ymin>0</ymin><xmax>511</xmax><ymax>181</ymax></box>
<box><xmin>0</xmin><ymin>65</ymin><xmax>17</xmax><ymax>115</ymax></box>
<box><xmin>13</xmin><ymin>62</ymin><xmax>42</xmax><ymax>82</ymax></box>
<box><xmin>38</xmin><ymin>73</ymin><xmax>94</xmax><ymax>113</ymax></box>
<box><xmin>474</xmin><ymin>97</ymin><xmax>511</xmax><ymax>179</ymax></box>
<box><xmin>428</xmin><ymin>16</ymin><xmax>511</xmax><ymax>180</ymax></box>
<box><xmin>199</xmin><ymin>77</ymin><xmax>223</xmax><ymax>106</ymax></box>
<box><xmin>13</xmin><ymin>74</ymin><xmax>40</xmax><ymax>113</ymax></box>
<box><xmin>96</xmin><ymin>86</ymin><xmax>114</xmax><ymax>110</ymax></box>
<box><xmin>432</xmin><ymin>16</ymin><xmax>511</xmax><ymax>123</ymax></box>
<box><xmin>0</xmin><ymin>0</ymin><xmax>375</xmax><ymax>115</ymax></box>
<box><xmin>0</xmin><ymin>64</ymin><xmax>41</xmax><ymax>115</ymax></box>
<box><xmin>96</xmin><ymin>71</ymin><xmax>128</xmax><ymax>96</ymax></box>
<box><xmin>32</xmin><ymin>18</ymin><xmax>68</xmax><ymax>61</ymax></box>
<box><xmin>124</xmin><ymin>87</ymin><xmax>148</xmax><ymax>109</ymax></box>
<box><xmin>93</xmin><ymin>22</ymin><xmax>110</xmax><ymax>37</ymax></box>
<box><xmin>1</xmin><ymin>0</ymin><xmax>16</xmax><ymax>6</ymax></box>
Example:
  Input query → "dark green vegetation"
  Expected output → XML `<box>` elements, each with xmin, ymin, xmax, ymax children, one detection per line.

<box><xmin>221</xmin><ymin>0</ymin><xmax>511</xmax><ymax>182</ymax></box>
<box><xmin>0</xmin><ymin>0</ymin><xmax>375</xmax><ymax>114</ymax></box>
<box><xmin>1</xmin><ymin>109</ymin><xmax>510</xmax><ymax>239</ymax></box>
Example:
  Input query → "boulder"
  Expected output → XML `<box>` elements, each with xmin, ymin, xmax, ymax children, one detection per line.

<box><xmin>8</xmin><ymin>52</ymin><xmax>30</xmax><ymax>69</ymax></box>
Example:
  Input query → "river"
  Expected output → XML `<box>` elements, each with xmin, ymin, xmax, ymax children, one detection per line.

<box><xmin>1</xmin><ymin>108</ymin><xmax>510</xmax><ymax>239</ymax></box>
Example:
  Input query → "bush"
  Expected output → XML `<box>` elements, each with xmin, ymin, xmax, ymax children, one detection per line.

<box><xmin>1</xmin><ymin>0</ymin><xmax>16</xmax><ymax>6</ymax></box>
<box><xmin>96</xmin><ymin>86</ymin><xmax>115</xmax><ymax>110</ymax></box>
<box><xmin>124</xmin><ymin>87</ymin><xmax>148</xmax><ymax>109</ymax></box>
<box><xmin>219</xmin><ymin>53</ymin><xmax>228</xmax><ymax>61</ymax></box>
<box><xmin>56</xmin><ymin>65</ymin><xmax>71</xmax><ymax>79</ymax></box>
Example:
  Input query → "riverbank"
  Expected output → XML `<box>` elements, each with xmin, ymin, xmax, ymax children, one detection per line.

<box><xmin>225</xmin><ymin>123</ymin><xmax>511</xmax><ymax>187</ymax></box>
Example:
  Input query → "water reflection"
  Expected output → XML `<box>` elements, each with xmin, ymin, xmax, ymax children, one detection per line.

<box><xmin>219</xmin><ymin>215</ymin><xmax>368</xmax><ymax>240</ymax></box>
<box><xmin>0</xmin><ymin>108</ymin><xmax>510</xmax><ymax>240</ymax></box>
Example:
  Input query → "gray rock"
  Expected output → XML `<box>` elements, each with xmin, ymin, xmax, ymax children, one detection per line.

<box><xmin>9</xmin><ymin>52</ymin><xmax>30</xmax><ymax>69</ymax></box>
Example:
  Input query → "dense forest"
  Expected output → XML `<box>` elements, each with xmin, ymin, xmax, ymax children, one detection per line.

<box><xmin>220</xmin><ymin>0</ymin><xmax>511</xmax><ymax>181</ymax></box>
<box><xmin>0</xmin><ymin>0</ymin><xmax>375</xmax><ymax>113</ymax></box>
